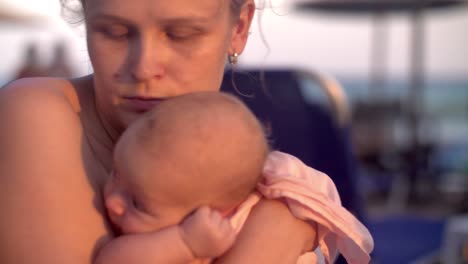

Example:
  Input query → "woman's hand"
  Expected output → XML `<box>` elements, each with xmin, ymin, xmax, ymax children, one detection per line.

<box><xmin>214</xmin><ymin>199</ymin><xmax>317</xmax><ymax>264</ymax></box>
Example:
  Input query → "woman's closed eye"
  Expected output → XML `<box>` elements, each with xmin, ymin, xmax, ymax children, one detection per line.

<box><xmin>165</xmin><ymin>27</ymin><xmax>202</xmax><ymax>42</ymax></box>
<box><xmin>97</xmin><ymin>24</ymin><xmax>132</xmax><ymax>40</ymax></box>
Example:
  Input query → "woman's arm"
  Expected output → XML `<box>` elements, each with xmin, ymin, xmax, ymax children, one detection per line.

<box><xmin>0</xmin><ymin>79</ymin><xmax>110</xmax><ymax>264</ymax></box>
<box><xmin>214</xmin><ymin>199</ymin><xmax>317</xmax><ymax>264</ymax></box>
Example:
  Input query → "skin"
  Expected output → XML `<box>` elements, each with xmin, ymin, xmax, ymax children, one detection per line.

<box><xmin>104</xmin><ymin>118</ymin><xmax>206</xmax><ymax>236</ymax></box>
<box><xmin>97</xmin><ymin>107</ymin><xmax>244</xmax><ymax>263</ymax></box>
<box><xmin>85</xmin><ymin>0</ymin><xmax>249</xmax><ymax>133</ymax></box>
<box><xmin>104</xmin><ymin>92</ymin><xmax>267</xmax><ymax>235</ymax></box>
<box><xmin>0</xmin><ymin>0</ymin><xmax>316</xmax><ymax>263</ymax></box>
<box><xmin>96</xmin><ymin>92</ymin><xmax>270</xmax><ymax>264</ymax></box>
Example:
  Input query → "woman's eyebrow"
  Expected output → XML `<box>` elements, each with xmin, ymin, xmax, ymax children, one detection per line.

<box><xmin>159</xmin><ymin>16</ymin><xmax>212</xmax><ymax>25</ymax></box>
<box><xmin>86</xmin><ymin>13</ymin><xmax>133</xmax><ymax>25</ymax></box>
<box><xmin>87</xmin><ymin>12</ymin><xmax>213</xmax><ymax>26</ymax></box>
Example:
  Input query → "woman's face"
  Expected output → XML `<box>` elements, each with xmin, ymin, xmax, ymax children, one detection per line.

<box><xmin>85</xmin><ymin>0</ymin><xmax>252</xmax><ymax>131</ymax></box>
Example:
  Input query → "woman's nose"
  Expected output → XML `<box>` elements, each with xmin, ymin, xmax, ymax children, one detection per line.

<box><xmin>130</xmin><ymin>37</ymin><xmax>166</xmax><ymax>82</ymax></box>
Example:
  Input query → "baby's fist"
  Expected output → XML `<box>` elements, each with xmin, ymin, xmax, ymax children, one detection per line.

<box><xmin>179</xmin><ymin>206</ymin><xmax>236</xmax><ymax>258</ymax></box>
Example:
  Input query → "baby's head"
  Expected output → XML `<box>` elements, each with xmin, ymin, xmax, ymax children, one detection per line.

<box><xmin>104</xmin><ymin>91</ymin><xmax>269</xmax><ymax>234</ymax></box>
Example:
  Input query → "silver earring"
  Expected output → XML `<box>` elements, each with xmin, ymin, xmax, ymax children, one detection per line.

<box><xmin>228</xmin><ymin>52</ymin><xmax>239</xmax><ymax>65</ymax></box>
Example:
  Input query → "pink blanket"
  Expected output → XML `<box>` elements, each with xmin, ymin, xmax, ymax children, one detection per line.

<box><xmin>229</xmin><ymin>151</ymin><xmax>374</xmax><ymax>264</ymax></box>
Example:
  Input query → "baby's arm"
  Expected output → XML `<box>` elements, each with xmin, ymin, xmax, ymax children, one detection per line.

<box><xmin>94</xmin><ymin>226</ymin><xmax>194</xmax><ymax>264</ymax></box>
<box><xmin>94</xmin><ymin>206</ymin><xmax>236</xmax><ymax>264</ymax></box>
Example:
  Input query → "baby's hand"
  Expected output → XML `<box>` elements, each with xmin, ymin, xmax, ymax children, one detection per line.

<box><xmin>179</xmin><ymin>206</ymin><xmax>236</xmax><ymax>259</ymax></box>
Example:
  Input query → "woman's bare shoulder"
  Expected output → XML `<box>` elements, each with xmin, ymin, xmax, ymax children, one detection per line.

<box><xmin>0</xmin><ymin>76</ymin><xmax>111</xmax><ymax>264</ymax></box>
<box><xmin>1</xmin><ymin>77</ymin><xmax>85</xmax><ymax>112</ymax></box>
<box><xmin>0</xmin><ymin>77</ymin><xmax>84</xmax><ymax>151</ymax></box>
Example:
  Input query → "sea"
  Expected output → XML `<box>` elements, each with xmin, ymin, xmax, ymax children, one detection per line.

<box><xmin>300</xmin><ymin>76</ymin><xmax>468</xmax><ymax>146</ymax></box>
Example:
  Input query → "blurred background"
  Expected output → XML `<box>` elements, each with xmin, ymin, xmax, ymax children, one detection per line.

<box><xmin>1</xmin><ymin>0</ymin><xmax>467</xmax><ymax>263</ymax></box>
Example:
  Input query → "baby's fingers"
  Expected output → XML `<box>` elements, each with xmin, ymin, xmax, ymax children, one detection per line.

<box><xmin>203</xmin><ymin>207</ymin><xmax>235</xmax><ymax>239</ymax></box>
<box><xmin>218</xmin><ymin>218</ymin><xmax>236</xmax><ymax>250</ymax></box>
<box><xmin>195</xmin><ymin>206</ymin><xmax>212</xmax><ymax>218</ymax></box>
<box><xmin>219</xmin><ymin>217</ymin><xmax>233</xmax><ymax>233</ymax></box>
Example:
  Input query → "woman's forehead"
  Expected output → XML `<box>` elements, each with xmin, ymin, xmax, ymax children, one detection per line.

<box><xmin>84</xmin><ymin>0</ymin><xmax>228</xmax><ymax>21</ymax></box>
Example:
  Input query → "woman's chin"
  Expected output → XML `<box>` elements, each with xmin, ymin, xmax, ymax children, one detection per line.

<box><xmin>118</xmin><ymin>110</ymin><xmax>147</xmax><ymax>130</ymax></box>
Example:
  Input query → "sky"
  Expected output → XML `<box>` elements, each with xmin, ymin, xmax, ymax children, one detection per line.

<box><xmin>0</xmin><ymin>0</ymin><xmax>467</xmax><ymax>81</ymax></box>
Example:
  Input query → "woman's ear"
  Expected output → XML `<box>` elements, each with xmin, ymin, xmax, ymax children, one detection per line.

<box><xmin>229</xmin><ymin>0</ymin><xmax>255</xmax><ymax>55</ymax></box>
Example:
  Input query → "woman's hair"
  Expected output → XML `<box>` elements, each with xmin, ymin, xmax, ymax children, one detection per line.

<box><xmin>60</xmin><ymin>0</ymin><xmax>248</xmax><ymax>23</ymax></box>
<box><xmin>230</xmin><ymin>0</ymin><xmax>247</xmax><ymax>16</ymax></box>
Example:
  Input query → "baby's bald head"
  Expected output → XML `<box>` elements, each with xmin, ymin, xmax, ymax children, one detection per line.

<box><xmin>127</xmin><ymin>92</ymin><xmax>269</xmax><ymax>211</ymax></box>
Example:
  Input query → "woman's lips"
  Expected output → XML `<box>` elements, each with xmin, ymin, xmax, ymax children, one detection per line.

<box><xmin>122</xmin><ymin>97</ymin><xmax>164</xmax><ymax>112</ymax></box>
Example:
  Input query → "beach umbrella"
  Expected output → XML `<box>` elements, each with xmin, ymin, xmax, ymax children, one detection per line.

<box><xmin>293</xmin><ymin>0</ymin><xmax>467</xmax><ymax>97</ymax></box>
<box><xmin>294</xmin><ymin>0</ymin><xmax>465</xmax><ymax>12</ymax></box>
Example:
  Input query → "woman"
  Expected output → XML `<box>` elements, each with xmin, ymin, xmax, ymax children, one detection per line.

<box><xmin>0</xmin><ymin>0</ymin><xmax>316</xmax><ymax>263</ymax></box>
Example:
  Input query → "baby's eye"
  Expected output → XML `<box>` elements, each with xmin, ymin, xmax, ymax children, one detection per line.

<box><xmin>131</xmin><ymin>198</ymin><xmax>143</xmax><ymax>211</ymax></box>
<box><xmin>110</xmin><ymin>171</ymin><xmax>122</xmax><ymax>183</ymax></box>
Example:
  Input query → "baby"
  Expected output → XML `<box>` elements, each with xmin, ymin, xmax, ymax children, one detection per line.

<box><xmin>96</xmin><ymin>91</ymin><xmax>270</xmax><ymax>263</ymax></box>
<box><xmin>96</xmin><ymin>91</ymin><xmax>374</xmax><ymax>264</ymax></box>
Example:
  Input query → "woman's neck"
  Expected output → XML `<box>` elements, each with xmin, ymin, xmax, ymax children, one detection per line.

<box><xmin>74</xmin><ymin>75</ymin><xmax>118</xmax><ymax>174</ymax></box>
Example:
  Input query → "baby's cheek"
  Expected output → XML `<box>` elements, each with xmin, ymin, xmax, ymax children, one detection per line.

<box><xmin>119</xmin><ymin>215</ymin><xmax>158</xmax><ymax>234</ymax></box>
<box><xmin>119</xmin><ymin>220</ymin><xmax>144</xmax><ymax>234</ymax></box>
